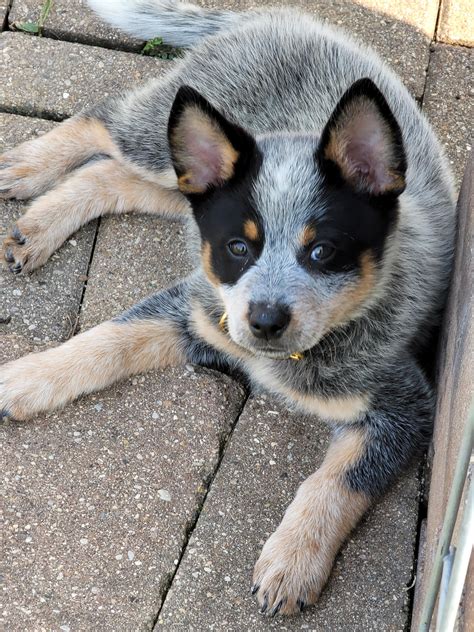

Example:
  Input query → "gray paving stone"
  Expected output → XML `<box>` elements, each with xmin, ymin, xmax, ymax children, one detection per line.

<box><xmin>1</xmin><ymin>0</ymin><xmax>9</xmax><ymax>26</ymax></box>
<box><xmin>0</xmin><ymin>32</ymin><xmax>168</xmax><ymax>119</ymax></box>
<box><xmin>157</xmin><ymin>396</ymin><xmax>419</xmax><ymax>631</ymax></box>
<box><xmin>0</xmin><ymin>335</ymin><xmax>246</xmax><ymax>631</ymax></box>
<box><xmin>9</xmin><ymin>0</ymin><xmax>143</xmax><ymax>51</ymax></box>
<box><xmin>0</xmin><ymin>113</ymin><xmax>95</xmax><ymax>343</ymax></box>
<box><xmin>423</xmin><ymin>44</ymin><xmax>473</xmax><ymax>186</ymax></box>
<box><xmin>437</xmin><ymin>0</ymin><xmax>474</xmax><ymax>47</ymax></box>
<box><xmin>79</xmin><ymin>214</ymin><xmax>192</xmax><ymax>330</ymax></box>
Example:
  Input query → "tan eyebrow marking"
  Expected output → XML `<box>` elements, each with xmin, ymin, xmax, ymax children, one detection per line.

<box><xmin>300</xmin><ymin>225</ymin><xmax>317</xmax><ymax>247</ymax></box>
<box><xmin>243</xmin><ymin>219</ymin><xmax>260</xmax><ymax>241</ymax></box>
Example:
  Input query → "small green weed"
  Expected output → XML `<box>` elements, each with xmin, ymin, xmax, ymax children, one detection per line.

<box><xmin>141</xmin><ymin>36</ymin><xmax>183</xmax><ymax>60</ymax></box>
<box><xmin>14</xmin><ymin>0</ymin><xmax>53</xmax><ymax>36</ymax></box>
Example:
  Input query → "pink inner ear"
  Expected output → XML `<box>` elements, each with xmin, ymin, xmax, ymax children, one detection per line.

<box><xmin>185</xmin><ymin>132</ymin><xmax>225</xmax><ymax>189</ymax></box>
<box><xmin>344</xmin><ymin>113</ymin><xmax>394</xmax><ymax>194</ymax></box>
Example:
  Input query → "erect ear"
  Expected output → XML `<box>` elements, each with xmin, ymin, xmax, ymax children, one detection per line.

<box><xmin>167</xmin><ymin>85</ymin><xmax>256</xmax><ymax>195</ymax></box>
<box><xmin>317</xmin><ymin>78</ymin><xmax>407</xmax><ymax>196</ymax></box>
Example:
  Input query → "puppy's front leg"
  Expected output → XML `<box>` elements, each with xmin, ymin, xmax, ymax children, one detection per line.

<box><xmin>253</xmin><ymin>363</ymin><xmax>433</xmax><ymax>615</ymax></box>
<box><xmin>0</xmin><ymin>319</ymin><xmax>183</xmax><ymax>420</ymax></box>
<box><xmin>252</xmin><ymin>426</ymin><xmax>370</xmax><ymax>615</ymax></box>
<box><xmin>0</xmin><ymin>281</ymin><xmax>216</xmax><ymax>420</ymax></box>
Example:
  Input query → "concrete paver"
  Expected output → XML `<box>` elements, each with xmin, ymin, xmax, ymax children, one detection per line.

<box><xmin>157</xmin><ymin>397</ymin><xmax>420</xmax><ymax>630</ymax></box>
<box><xmin>9</xmin><ymin>0</ymin><xmax>143</xmax><ymax>51</ymax></box>
<box><xmin>1</xmin><ymin>0</ymin><xmax>9</xmax><ymax>26</ymax></box>
<box><xmin>79</xmin><ymin>214</ymin><xmax>192</xmax><ymax>330</ymax></box>
<box><xmin>0</xmin><ymin>114</ymin><xmax>95</xmax><ymax>344</ymax></box>
<box><xmin>423</xmin><ymin>43</ymin><xmax>473</xmax><ymax>186</ymax></box>
<box><xmin>0</xmin><ymin>337</ymin><xmax>246</xmax><ymax>631</ymax></box>
<box><xmin>0</xmin><ymin>32</ymin><xmax>168</xmax><ymax>119</ymax></box>
<box><xmin>437</xmin><ymin>0</ymin><xmax>474</xmax><ymax>47</ymax></box>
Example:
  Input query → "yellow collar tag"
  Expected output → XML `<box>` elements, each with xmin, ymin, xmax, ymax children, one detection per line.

<box><xmin>219</xmin><ymin>311</ymin><xmax>228</xmax><ymax>331</ymax></box>
<box><xmin>288</xmin><ymin>352</ymin><xmax>304</xmax><ymax>361</ymax></box>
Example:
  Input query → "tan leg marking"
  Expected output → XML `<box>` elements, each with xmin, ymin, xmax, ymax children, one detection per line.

<box><xmin>0</xmin><ymin>117</ymin><xmax>117</xmax><ymax>200</ymax></box>
<box><xmin>253</xmin><ymin>427</ymin><xmax>371</xmax><ymax>615</ymax></box>
<box><xmin>3</xmin><ymin>159</ymin><xmax>189</xmax><ymax>273</ymax></box>
<box><xmin>0</xmin><ymin>319</ymin><xmax>186</xmax><ymax>420</ymax></box>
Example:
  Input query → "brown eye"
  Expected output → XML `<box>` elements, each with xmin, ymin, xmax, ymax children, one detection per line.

<box><xmin>228</xmin><ymin>240</ymin><xmax>248</xmax><ymax>257</ymax></box>
<box><xmin>310</xmin><ymin>243</ymin><xmax>335</xmax><ymax>263</ymax></box>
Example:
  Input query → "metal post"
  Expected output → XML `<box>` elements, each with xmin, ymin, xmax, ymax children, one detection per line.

<box><xmin>418</xmin><ymin>404</ymin><xmax>474</xmax><ymax>631</ymax></box>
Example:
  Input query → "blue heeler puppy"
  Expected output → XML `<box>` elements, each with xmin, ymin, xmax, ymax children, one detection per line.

<box><xmin>0</xmin><ymin>0</ymin><xmax>455</xmax><ymax>616</ymax></box>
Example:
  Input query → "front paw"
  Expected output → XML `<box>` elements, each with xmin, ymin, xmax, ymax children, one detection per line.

<box><xmin>0</xmin><ymin>149</ymin><xmax>46</xmax><ymax>200</ymax></box>
<box><xmin>252</xmin><ymin>523</ymin><xmax>333</xmax><ymax>616</ymax></box>
<box><xmin>0</xmin><ymin>356</ymin><xmax>53</xmax><ymax>420</ymax></box>
<box><xmin>3</xmin><ymin>219</ymin><xmax>50</xmax><ymax>274</ymax></box>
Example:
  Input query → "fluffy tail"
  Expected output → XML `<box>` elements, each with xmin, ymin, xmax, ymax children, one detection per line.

<box><xmin>88</xmin><ymin>0</ymin><xmax>238</xmax><ymax>47</ymax></box>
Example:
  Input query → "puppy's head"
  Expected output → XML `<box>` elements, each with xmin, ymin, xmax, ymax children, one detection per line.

<box><xmin>168</xmin><ymin>79</ymin><xmax>406</xmax><ymax>358</ymax></box>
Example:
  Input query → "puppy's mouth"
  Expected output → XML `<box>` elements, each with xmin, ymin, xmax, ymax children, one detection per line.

<box><xmin>233</xmin><ymin>338</ymin><xmax>303</xmax><ymax>361</ymax></box>
<box><xmin>251</xmin><ymin>347</ymin><xmax>293</xmax><ymax>359</ymax></box>
<box><xmin>219</xmin><ymin>312</ymin><xmax>304</xmax><ymax>360</ymax></box>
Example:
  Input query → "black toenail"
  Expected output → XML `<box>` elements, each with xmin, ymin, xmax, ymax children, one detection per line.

<box><xmin>10</xmin><ymin>262</ymin><xmax>23</xmax><ymax>274</ymax></box>
<box><xmin>271</xmin><ymin>600</ymin><xmax>283</xmax><ymax>616</ymax></box>
<box><xmin>297</xmin><ymin>599</ymin><xmax>306</xmax><ymax>611</ymax></box>
<box><xmin>259</xmin><ymin>595</ymin><xmax>268</xmax><ymax>614</ymax></box>
<box><xmin>251</xmin><ymin>584</ymin><xmax>260</xmax><ymax>595</ymax></box>
<box><xmin>5</xmin><ymin>248</ymin><xmax>14</xmax><ymax>263</ymax></box>
<box><xmin>1</xmin><ymin>409</ymin><xmax>12</xmax><ymax>421</ymax></box>
<box><xmin>12</xmin><ymin>227</ymin><xmax>26</xmax><ymax>244</ymax></box>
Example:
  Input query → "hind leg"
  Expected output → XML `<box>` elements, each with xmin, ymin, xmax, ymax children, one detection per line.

<box><xmin>0</xmin><ymin>116</ymin><xmax>117</xmax><ymax>200</ymax></box>
<box><xmin>3</xmin><ymin>158</ymin><xmax>189</xmax><ymax>273</ymax></box>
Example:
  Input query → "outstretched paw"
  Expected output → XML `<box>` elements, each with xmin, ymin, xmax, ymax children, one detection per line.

<box><xmin>252</xmin><ymin>524</ymin><xmax>332</xmax><ymax>616</ymax></box>
<box><xmin>0</xmin><ymin>365</ymin><xmax>22</xmax><ymax>421</ymax></box>
<box><xmin>4</xmin><ymin>225</ymin><xmax>29</xmax><ymax>274</ymax></box>
<box><xmin>0</xmin><ymin>355</ymin><xmax>53</xmax><ymax>421</ymax></box>
<box><xmin>3</xmin><ymin>220</ymin><xmax>51</xmax><ymax>274</ymax></box>
<box><xmin>0</xmin><ymin>148</ymin><xmax>51</xmax><ymax>200</ymax></box>
<box><xmin>1</xmin><ymin>408</ymin><xmax>12</xmax><ymax>422</ymax></box>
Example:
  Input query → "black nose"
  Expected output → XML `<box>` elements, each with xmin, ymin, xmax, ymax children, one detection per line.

<box><xmin>248</xmin><ymin>303</ymin><xmax>291</xmax><ymax>340</ymax></box>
